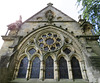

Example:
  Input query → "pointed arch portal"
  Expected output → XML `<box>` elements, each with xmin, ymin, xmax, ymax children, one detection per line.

<box><xmin>17</xmin><ymin>57</ymin><xmax>28</xmax><ymax>78</ymax></box>
<box><xmin>59</xmin><ymin>57</ymin><xmax>68</xmax><ymax>79</ymax></box>
<box><xmin>71</xmin><ymin>57</ymin><xmax>82</xmax><ymax>79</ymax></box>
<box><xmin>30</xmin><ymin>57</ymin><xmax>40</xmax><ymax>78</ymax></box>
<box><xmin>45</xmin><ymin>56</ymin><xmax>54</xmax><ymax>79</ymax></box>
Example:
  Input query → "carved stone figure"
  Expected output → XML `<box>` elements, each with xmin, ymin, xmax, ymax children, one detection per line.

<box><xmin>7</xmin><ymin>16</ymin><xmax>22</xmax><ymax>30</ymax></box>
<box><xmin>45</xmin><ymin>10</ymin><xmax>54</xmax><ymax>23</ymax></box>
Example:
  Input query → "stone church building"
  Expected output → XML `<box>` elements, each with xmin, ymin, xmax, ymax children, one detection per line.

<box><xmin>0</xmin><ymin>3</ymin><xmax>100</xmax><ymax>83</ymax></box>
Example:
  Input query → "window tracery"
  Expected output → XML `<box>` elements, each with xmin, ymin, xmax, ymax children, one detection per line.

<box><xmin>16</xmin><ymin>55</ymin><xmax>84</xmax><ymax>80</ymax></box>
<box><xmin>63</xmin><ymin>48</ymin><xmax>71</xmax><ymax>54</ymax></box>
<box><xmin>28</xmin><ymin>48</ymin><xmax>36</xmax><ymax>55</ymax></box>
<box><xmin>37</xmin><ymin>32</ymin><xmax>62</xmax><ymax>52</ymax></box>
<box><xmin>15</xmin><ymin>31</ymin><xmax>86</xmax><ymax>81</ymax></box>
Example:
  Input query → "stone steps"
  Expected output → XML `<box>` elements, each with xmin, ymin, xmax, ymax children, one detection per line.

<box><xmin>9</xmin><ymin>79</ymin><xmax>89</xmax><ymax>83</ymax></box>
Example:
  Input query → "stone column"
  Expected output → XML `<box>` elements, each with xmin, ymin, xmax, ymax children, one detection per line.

<box><xmin>13</xmin><ymin>60</ymin><xmax>19</xmax><ymax>79</ymax></box>
<box><xmin>67</xmin><ymin>61</ymin><xmax>73</xmax><ymax>79</ymax></box>
<box><xmin>54</xmin><ymin>60</ymin><xmax>58</xmax><ymax>81</ymax></box>
<box><xmin>80</xmin><ymin>60</ymin><xmax>87</xmax><ymax>80</ymax></box>
<box><xmin>26</xmin><ymin>60</ymin><xmax>31</xmax><ymax>80</ymax></box>
<box><xmin>39</xmin><ymin>60</ymin><xmax>44</xmax><ymax>80</ymax></box>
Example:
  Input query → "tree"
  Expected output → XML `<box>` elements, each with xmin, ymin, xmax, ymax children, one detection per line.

<box><xmin>77</xmin><ymin>0</ymin><xmax>100</xmax><ymax>34</ymax></box>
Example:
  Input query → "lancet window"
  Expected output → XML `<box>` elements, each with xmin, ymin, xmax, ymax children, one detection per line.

<box><xmin>17</xmin><ymin>57</ymin><xmax>28</xmax><ymax>78</ymax></box>
<box><xmin>30</xmin><ymin>57</ymin><xmax>40</xmax><ymax>78</ymax></box>
<box><xmin>59</xmin><ymin>57</ymin><xmax>68</xmax><ymax>79</ymax></box>
<box><xmin>45</xmin><ymin>56</ymin><xmax>54</xmax><ymax>79</ymax></box>
<box><xmin>71</xmin><ymin>57</ymin><xmax>82</xmax><ymax>79</ymax></box>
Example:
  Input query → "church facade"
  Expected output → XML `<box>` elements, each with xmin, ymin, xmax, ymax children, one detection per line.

<box><xmin>0</xmin><ymin>3</ymin><xmax>100</xmax><ymax>83</ymax></box>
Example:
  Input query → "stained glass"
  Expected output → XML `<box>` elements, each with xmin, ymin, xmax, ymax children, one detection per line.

<box><xmin>56</xmin><ymin>43</ymin><xmax>60</xmax><ymax>47</ymax></box>
<box><xmin>63</xmin><ymin>48</ymin><xmax>71</xmax><ymax>54</ymax></box>
<box><xmin>17</xmin><ymin>57</ymin><xmax>28</xmax><ymax>78</ymax></box>
<box><xmin>53</xmin><ymin>34</ymin><xmax>57</xmax><ymax>37</ymax></box>
<box><xmin>48</xmin><ymin>33</ymin><xmax>52</xmax><ymax>36</ymax></box>
<box><xmin>46</xmin><ymin>38</ymin><xmax>54</xmax><ymax>45</ymax></box>
<box><xmin>30</xmin><ymin>57</ymin><xmax>40</xmax><ymax>78</ymax></box>
<box><xmin>71</xmin><ymin>57</ymin><xmax>82</xmax><ymax>79</ymax></box>
<box><xmin>59</xmin><ymin>57</ymin><xmax>68</xmax><ymax>79</ymax></box>
<box><xmin>29</xmin><ymin>48</ymin><xmax>36</xmax><ymax>55</ymax></box>
<box><xmin>44</xmin><ymin>46</ymin><xmax>49</xmax><ymax>51</ymax></box>
<box><xmin>45</xmin><ymin>56</ymin><xmax>54</xmax><ymax>78</ymax></box>
<box><xmin>56</xmin><ymin>38</ymin><xmax>61</xmax><ymax>42</ymax></box>
<box><xmin>42</xmin><ymin>35</ymin><xmax>46</xmax><ymax>38</ymax></box>
<box><xmin>39</xmin><ymin>38</ymin><xmax>43</xmax><ymax>42</ymax></box>
<box><xmin>39</xmin><ymin>43</ymin><xmax>44</xmax><ymax>48</ymax></box>
<box><xmin>51</xmin><ymin>47</ymin><xmax>55</xmax><ymax>50</ymax></box>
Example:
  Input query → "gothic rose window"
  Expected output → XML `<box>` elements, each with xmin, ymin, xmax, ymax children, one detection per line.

<box><xmin>37</xmin><ymin>32</ymin><xmax>62</xmax><ymax>52</ymax></box>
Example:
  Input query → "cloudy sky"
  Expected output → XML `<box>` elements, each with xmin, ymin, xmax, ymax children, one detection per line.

<box><xmin>0</xmin><ymin>0</ymin><xmax>82</xmax><ymax>48</ymax></box>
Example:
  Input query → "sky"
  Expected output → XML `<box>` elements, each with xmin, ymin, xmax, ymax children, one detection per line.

<box><xmin>0</xmin><ymin>0</ymin><xmax>82</xmax><ymax>49</ymax></box>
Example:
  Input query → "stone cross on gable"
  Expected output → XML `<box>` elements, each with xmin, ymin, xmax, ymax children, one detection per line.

<box><xmin>47</xmin><ymin>3</ymin><xmax>53</xmax><ymax>6</ymax></box>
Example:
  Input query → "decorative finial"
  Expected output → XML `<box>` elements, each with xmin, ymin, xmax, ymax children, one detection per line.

<box><xmin>7</xmin><ymin>15</ymin><xmax>22</xmax><ymax>30</ymax></box>
<box><xmin>47</xmin><ymin>3</ymin><xmax>53</xmax><ymax>6</ymax></box>
<box><xmin>78</xmin><ymin>15</ymin><xmax>82</xmax><ymax>20</ymax></box>
<box><xmin>19</xmin><ymin>15</ymin><xmax>22</xmax><ymax>21</ymax></box>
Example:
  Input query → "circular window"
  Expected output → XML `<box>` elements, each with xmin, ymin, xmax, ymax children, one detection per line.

<box><xmin>37</xmin><ymin>32</ymin><xmax>63</xmax><ymax>52</ymax></box>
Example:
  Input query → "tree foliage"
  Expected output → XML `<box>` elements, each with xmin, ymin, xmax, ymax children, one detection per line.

<box><xmin>77</xmin><ymin>0</ymin><xmax>100</xmax><ymax>34</ymax></box>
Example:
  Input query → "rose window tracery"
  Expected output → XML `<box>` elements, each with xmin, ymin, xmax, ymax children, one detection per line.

<box><xmin>37</xmin><ymin>32</ymin><xmax>63</xmax><ymax>52</ymax></box>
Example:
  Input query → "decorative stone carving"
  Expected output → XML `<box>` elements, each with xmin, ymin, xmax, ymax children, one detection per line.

<box><xmin>7</xmin><ymin>16</ymin><xmax>22</xmax><ymax>30</ymax></box>
<box><xmin>45</xmin><ymin>10</ymin><xmax>54</xmax><ymax>23</ymax></box>
<box><xmin>47</xmin><ymin>3</ymin><xmax>53</xmax><ymax>6</ymax></box>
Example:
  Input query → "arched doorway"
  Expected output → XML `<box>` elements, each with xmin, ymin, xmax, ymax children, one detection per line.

<box><xmin>45</xmin><ymin>56</ymin><xmax>54</xmax><ymax>79</ymax></box>
<box><xmin>30</xmin><ymin>57</ymin><xmax>40</xmax><ymax>78</ymax></box>
<box><xmin>17</xmin><ymin>57</ymin><xmax>28</xmax><ymax>78</ymax></box>
<box><xmin>71</xmin><ymin>57</ymin><xmax>82</xmax><ymax>79</ymax></box>
<box><xmin>59</xmin><ymin>57</ymin><xmax>68</xmax><ymax>79</ymax></box>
